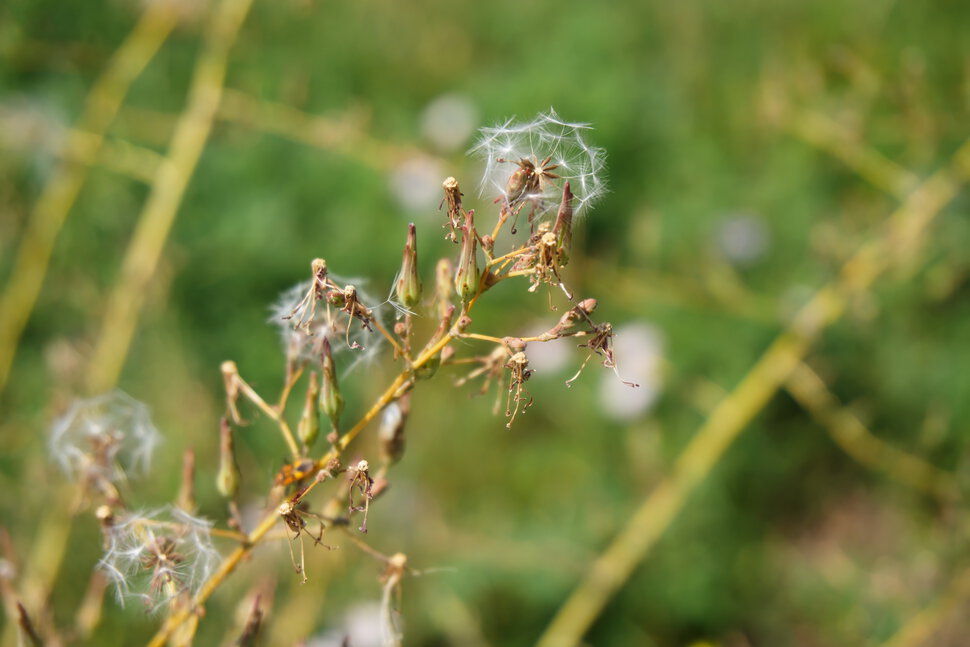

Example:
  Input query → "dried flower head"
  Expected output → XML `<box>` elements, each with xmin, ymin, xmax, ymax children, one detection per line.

<box><xmin>472</xmin><ymin>109</ymin><xmax>607</xmax><ymax>220</ymax></box>
<box><xmin>98</xmin><ymin>506</ymin><xmax>220</xmax><ymax>610</ymax></box>
<box><xmin>269</xmin><ymin>273</ymin><xmax>386</xmax><ymax>373</ymax></box>
<box><xmin>50</xmin><ymin>390</ymin><xmax>161</xmax><ymax>486</ymax></box>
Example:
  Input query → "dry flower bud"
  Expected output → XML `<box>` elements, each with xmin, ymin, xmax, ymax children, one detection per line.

<box><xmin>441</xmin><ymin>176</ymin><xmax>463</xmax><ymax>241</ymax></box>
<box><xmin>454</xmin><ymin>210</ymin><xmax>479</xmax><ymax>302</ymax></box>
<box><xmin>395</xmin><ymin>223</ymin><xmax>422</xmax><ymax>309</ymax></box>
<box><xmin>96</xmin><ymin>504</ymin><xmax>114</xmax><ymax>526</ymax></box>
<box><xmin>297</xmin><ymin>371</ymin><xmax>321</xmax><ymax>449</ymax></box>
<box><xmin>310</xmin><ymin>258</ymin><xmax>327</xmax><ymax>281</ymax></box>
<box><xmin>216</xmin><ymin>417</ymin><xmax>240</xmax><ymax>498</ymax></box>
<box><xmin>319</xmin><ymin>338</ymin><xmax>344</xmax><ymax>430</ymax></box>
<box><xmin>552</xmin><ymin>298</ymin><xmax>597</xmax><ymax>335</ymax></box>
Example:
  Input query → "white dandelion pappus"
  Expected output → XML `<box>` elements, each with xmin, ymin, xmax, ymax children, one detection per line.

<box><xmin>269</xmin><ymin>273</ymin><xmax>388</xmax><ymax>375</ymax></box>
<box><xmin>471</xmin><ymin>109</ymin><xmax>607</xmax><ymax>220</ymax></box>
<box><xmin>99</xmin><ymin>506</ymin><xmax>221</xmax><ymax>611</ymax></box>
<box><xmin>49</xmin><ymin>390</ymin><xmax>161</xmax><ymax>483</ymax></box>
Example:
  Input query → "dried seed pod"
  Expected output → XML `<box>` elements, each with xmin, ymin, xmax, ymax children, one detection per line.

<box><xmin>395</xmin><ymin>223</ymin><xmax>422</xmax><ymax>309</ymax></box>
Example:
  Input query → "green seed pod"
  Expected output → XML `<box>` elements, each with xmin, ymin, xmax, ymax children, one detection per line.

<box><xmin>297</xmin><ymin>370</ymin><xmax>321</xmax><ymax>449</ymax></box>
<box><xmin>319</xmin><ymin>338</ymin><xmax>344</xmax><ymax>430</ymax></box>
<box><xmin>395</xmin><ymin>223</ymin><xmax>422</xmax><ymax>309</ymax></box>
<box><xmin>454</xmin><ymin>210</ymin><xmax>479</xmax><ymax>302</ymax></box>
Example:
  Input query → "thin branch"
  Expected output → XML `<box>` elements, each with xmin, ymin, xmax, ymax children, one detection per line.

<box><xmin>785</xmin><ymin>108</ymin><xmax>920</xmax><ymax>200</ymax></box>
<box><xmin>231</xmin><ymin>371</ymin><xmax>301</xmax><ymax>459</ymax></box>
<box><xmin>786</xmin><ymin>361</ymin><xmax>959</xmax><ymax>500</ymax></box>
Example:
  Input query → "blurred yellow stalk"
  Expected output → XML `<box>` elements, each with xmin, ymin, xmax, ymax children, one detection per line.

<box><xmin>536</xmin><ymin>133</ymin><xmax>970</xmax><ymax>647</ymax></box>
<box><xmin>0</xmin><ymin>2</ymin><xmax>179</xmax><ymax>396</ymax></box>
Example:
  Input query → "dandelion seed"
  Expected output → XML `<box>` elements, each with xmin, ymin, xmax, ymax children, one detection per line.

<box><xmin>50</xmin><ymin>390</ymin><xmax>161</xmax><ymax>486</ymax></box>
<box><xmin>98</xmin><ymin>506</ymin><xmax>220</xmax><ymax>611</ymax></box>
<box><xmin>471</xmin><ymin>109</ymin><xmax>607</xmax><ymax>221</ymax></box>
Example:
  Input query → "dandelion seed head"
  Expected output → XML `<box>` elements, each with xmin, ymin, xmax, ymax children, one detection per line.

<box><xmin>99</xmin><ymin>506</ymin><xmax>220</xmax><ymax>611</ymax></box>
<box><xmin>49</xmin><ymin>390</ymin><xmax>161</xmax><ymax>483</ymax></box>
<box><xmin>269</xmin><ymin>275</ymin><xmax>388</xmax><ymax>375</ymax></box>
<box><xmin>471</xmin><ymin>109</ymin><xmax>607</xmax><ymax>221</ymax></box>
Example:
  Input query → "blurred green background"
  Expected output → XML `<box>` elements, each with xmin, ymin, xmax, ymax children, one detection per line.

<box><xmin>2</xmin><ymin>0</ymin><xmax>970</xmax><ymax>645</ymax></box>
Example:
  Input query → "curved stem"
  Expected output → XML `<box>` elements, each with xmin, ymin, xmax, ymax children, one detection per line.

<box><xmin>232</xmin><ymin>373</ymin><xmax>300</xmax><ymax>460</ymax></box>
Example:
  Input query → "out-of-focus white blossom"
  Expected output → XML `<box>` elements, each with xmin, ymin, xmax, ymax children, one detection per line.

<box><xmin>99</xmin><ymin>506</ymin><xmax>220</xmax><ymax>610</ymax></box>
<box><xmin>523</xmin><ymin>322</ymin><xmax>572</xmax><ymax>375</ymax></box>
<box><xmin>599</xmin><ymin>323</ymin><xmax>664</xmax><ymax>421</ymax></box>
<box><xmin>715</xmin><ymin>212</ymin><xmax>770</xmax><ymax>266</ymax></box>
<box><xmin>49</xmin><ymin>390</ymin><xmax>161</xmax><ymax>484</ymax></box>
<box><xmin>420</xmin><ymin>93</ymin><xmax>479</xmax><ymax>153</ymax></box>
<box><xmin>471</xmin><ymin>109</ymin><xmax>607</xmax><ymax>220</ymax></box>
<box><xmin>388</xmin><ymin>154</ymin><xmax>445</xmax><ymax>213</ymax></box>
